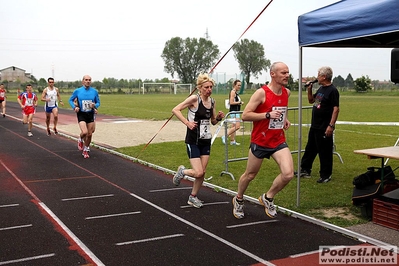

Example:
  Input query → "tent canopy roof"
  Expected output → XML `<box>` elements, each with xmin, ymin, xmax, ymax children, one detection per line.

<box><xmin>298</xmin><ymin>0</ymin><xmax>399</xmax><ymax>48</ymax></box>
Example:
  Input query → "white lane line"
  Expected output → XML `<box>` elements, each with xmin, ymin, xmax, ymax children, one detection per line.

<box><xmin>0</xmin><ymin>160</ymin><xmax>105</xmax><ymax>266</ymax></box>
<box><xmin>116</xmin><ymin>234</ymin><xmax>185</xmax><ymax>246</ymax></box>
<box><xmin>0</xmin><ymin>224</ymin><xmax>32</xmax><ymax>231</ymax></box>
<box><xmin>101</xmin><ymin>119</ymin><xmax>142</xmax><ymax>123</ymax></box>
<box><xmin>37</xmin><ymin>202</ymin><xmax>104</xmax><ymax>265</ymax></box>
<box><xmin>226</xmin><ymin>220</ymin><xmax>278</xmax><ymax>228</ymax></box>
<box><xmin>61</xmin><ymin>194</ymin><xmax>114</xmax><ymax>201</ymax></box>
<box><xmin>113</xmin><ymin>120</ymin><xmax>142</xmax><ymax>124</ymax></box>
<box><xmin>129</xmin><ymin>193</ymin><xmax>274</xmax><ymax>266</ymax></box>
<box><xmin>289</xmin><ymin>249</ymin><xmax>319</xmax><ymax>258</ymax></box>
<box><xmin>85</xmin><ymin>211</ymin><xmax>141</xmax><ymax>220</ymax></box>
<box><xmin>0</xmin><ymin>253</ymin><xmax>55</xmax><ymax>265</ymax></box>
<box><xmin>149</xmin><ymin>187</ymin><xmax>192</xmax><ymax>192</ymax></box>
<box><xmin>180</xmin><ymin>201</ymin><xmax>230</xmax><ymax>209</ymax></box>
<box><xmin>0</xmin><ymin>203</ymin><xmax>19</xmax><ymax>208</ymax></box>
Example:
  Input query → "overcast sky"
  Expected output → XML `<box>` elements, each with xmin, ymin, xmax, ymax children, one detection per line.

<box><xmin>0</xmin><ymin>0</ymin><xmax>392</xmax><ymax>83</ymax></box>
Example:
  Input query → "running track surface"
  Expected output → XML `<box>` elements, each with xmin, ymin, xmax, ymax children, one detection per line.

<box><xmin>0</xmin><ymin>103</ymin><xmax>397</xmax><ymax>266</ymax></box>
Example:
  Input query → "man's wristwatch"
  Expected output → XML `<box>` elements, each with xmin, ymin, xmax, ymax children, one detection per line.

<box><xmin>265</xmin><ymin>112</ymin><xmax>271</xmax><ymax>119</ymax></box>
<box><xmin>328</xmin><ymin>123</ymin><xmax>335</xmax><ymax>129</ymax></box>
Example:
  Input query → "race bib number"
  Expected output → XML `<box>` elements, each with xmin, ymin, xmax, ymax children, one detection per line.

<box><xmin>199</xmin><ymin>119</ymin><xmax>212</xmax><ymax>139</ymax></box>
<box><xmin>268</xmin><ymin>106</ymin><xmax>287</xmax><ymax>129</ymax></box>
<box><xmin>47</xmin><ymin>94</ymin><xmax>56</xmax><ymax>106</ymax></box>
<box><xmin>0</xmin><ymin>92</ymin><xmax>4</xmax><ymax>97</ymax></box>
<box><xmin>26</xmin><ymin>98</ymin><xmax>34</xmax><ymax>106</ymax></box>
<box><xmin>81</xmin><ymin>100</ymin><xmax>93</xmax><ymax>111</ymax></box>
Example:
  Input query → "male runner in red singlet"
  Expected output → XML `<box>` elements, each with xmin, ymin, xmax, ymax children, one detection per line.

<box><xmin>0</xmin><ymin>83</ymin><xmax>6</xmax><ymax>117</ymax></box>
<box><xmin>232</xmin><ymin>62</ymin><xmax>294</xmax><ymax>219</ymax></box>
<box><xmin>17</xmin><ymin>84</ymin><xmax>38</xmax><ymax>137</ymax></box>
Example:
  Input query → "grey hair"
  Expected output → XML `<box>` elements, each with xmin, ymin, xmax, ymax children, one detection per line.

<box><xmin>270</xmin><ymin>61</ymin><xmax>284</xmax><ymax>72</ymax></box>
<box><xmin>318</xmin><ymin>66</ymin><xmax>333</xmax><ymax>81</ymax></box>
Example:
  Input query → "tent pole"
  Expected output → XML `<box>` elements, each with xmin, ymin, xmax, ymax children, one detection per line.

<box><xmin>297</xmin><ymin>46</ymin><xmax>303</xmax><ymax>207</ymax></box>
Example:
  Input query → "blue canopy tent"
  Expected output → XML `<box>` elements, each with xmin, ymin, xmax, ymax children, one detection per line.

<box><xmin>295</xmin><ymin>0</ymin><xmax>399</xmax><ymax>205</ymax></box>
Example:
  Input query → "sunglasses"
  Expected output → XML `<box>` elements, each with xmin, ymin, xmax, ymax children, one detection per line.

<box><xmin>203</xmin><ymin>85</ymin><xmax>213</xmax><ymax>89</ymax></box>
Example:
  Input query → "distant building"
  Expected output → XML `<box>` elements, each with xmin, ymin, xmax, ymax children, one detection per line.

<box><xmin>0</xmin><ymin>66</ymin><xmax>33</xmax><ymax>83</ymax></box>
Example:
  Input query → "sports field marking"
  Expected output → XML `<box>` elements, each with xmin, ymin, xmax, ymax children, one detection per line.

<box><xmin>101</xmin><ymin>118</ymin><xmax>142</xmax><ymax>123</ymax></box>
<box><xmin>149</xmin><ymin>187</ymin><xmax>192</xmax><ymax>192</ymax></box>
<box><xmin>0</xmin><ymin>129</ymin><xmax>273</xmax><ymax>265</ymax></box>
<box><xmin>85</xmin><ymin>211</ymin><xmax>141</xmax><ymax>220</ymax></box>
<box><xmin>61</xmin><ymin>194</ymin><xmax>114</xmax><ymax>201</ymax></box>
<box><xmin>0</xmin><ymin>224</ymin><xmax>32</xmax><ymax>231</ymax></box>
<box><xmin>226</xmin><ymin>220</ymin><xmax>278</xmax><ymax>229</ymax></box>
<box><xmin>180</xmin><ymin>201</ymin><xmax>230</xmax><ymax>209</ymax></box>
<box><xmin>0</xmin><ymin>254</ymin><xmax>56</xmax><ymax>265</ymax></box>
<box><xmin>0</xmin><ymin>159</ymin><xmax>105</xmax><ymax>266</ymax></box>
<box><xmin>0</xmin><ymin>203</ymin><xmax>19</xmax><ymax>208</ymax></box>
<box><xmin>115</xmin><ymin>234</ymin><xmax>185</xmax><ymax>246</ymax></box>
<box><xmin>129</xmin><ymin>192</ymin><xmax>274</xmax><ymax>266</ymax></box>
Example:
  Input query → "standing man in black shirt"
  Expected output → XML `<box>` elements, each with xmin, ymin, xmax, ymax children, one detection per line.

<box><xmin>299</xmin><ymin>66</ymin><xmax>340</xmax><ymax>183</ymax></box>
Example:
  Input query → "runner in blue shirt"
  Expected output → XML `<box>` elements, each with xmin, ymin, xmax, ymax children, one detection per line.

<box><xmin>69</xmin><ymin>75</ymin><xmax>100</xmax><ymax>159</ymax></box>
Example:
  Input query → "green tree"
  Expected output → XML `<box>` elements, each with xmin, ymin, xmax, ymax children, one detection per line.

<box><xmin>232</xmin><ymin>39</ymin><xmax>271</xmax><ymax>85</ymax></box>
<box><xmin>345</xmin><ymin>73</ymin><xmax>354</xmax><ymax>88</ymax></box>
<box><xmin>103</xmin><ymin>78</ymin><xmax>109</xmax><ymax>90</ymax></box>
<box><xmin>118</xmin><ymin>78</ymin><xmax>128</xmax><ymax>89</ymax></box>
<box><xmin>92</xmin><ymin>81</ymin><xmax>102</xmax><ymax>91</ymax></box>
<box><xmin>354</xmin><ymin>75</ymin><xmax>372</xmax><ymax>92</ymax></box>
<box><xmin>161</xmin><ymin>37</ymin><xmax>220</xmax><ymax>84</ymax></box>
<box><xmin>287</xmin><ymin>74</ymin><xmax>297</xmax><ymax>90</ymax></box>
<box><xmin>38</xmin><ymin>78</ymin><xmax>47</xmax><ymax>87</ymax></box>
<box><xmin>30</xmin><ymin>75</ymin><xmax>38</xmax><ymax>83</ymax></box>
<box><xmin>333</xmin><ymin>75</ymin><xmax>345</xmax><ymax>87</ymax></box>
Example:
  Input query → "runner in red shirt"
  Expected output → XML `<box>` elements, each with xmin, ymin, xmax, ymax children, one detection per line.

<box><xmin>232</xmin><ymin>62</ymin><xmax>294</xmax><ymax>219</ymax></box>
<box><xmin>17</xmin><ymin>84</ymin><xmax>38</xmax><ymax>137</ymax></box>
<box><xmin>0</xmin><ymin>83</ymin><xmax>6</xmax><ymax>117</ymax></box>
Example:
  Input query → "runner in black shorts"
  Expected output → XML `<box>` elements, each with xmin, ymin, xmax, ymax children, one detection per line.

<box><xmin>171</xmin><ymin>73</ymin><xmax>225</xmax><ymax>208</ymax></box>
<box><xmin>77</xmin><ymin>111</ymin><xmax>95</xmax><ymax>124</ymax></box>
<box><xmin>232</xmin><ymin>62</ymin><xmax>294</xmax><ymax>220</ymax></box>
<box><xmin>250</xmin><ymin>142</ymin><xmax>289</xmax><ymax>159</ymax></box>
<box><xmin>68</xmin><ymin>75</ymin><xmax>100</xmax><ymax>159</ymax></box>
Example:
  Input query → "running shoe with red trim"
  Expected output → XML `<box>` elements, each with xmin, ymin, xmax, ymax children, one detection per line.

<box><xmin>78</xmin><ymin>139</ymin><xmax>83</xmax><ymax>150</ymax></box>
<box><xmin>82</xmin><ymin>150</ymin><xmax>89</xmax><ymax>159</ymax></box>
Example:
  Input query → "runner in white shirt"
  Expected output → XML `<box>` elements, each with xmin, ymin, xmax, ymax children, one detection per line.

<box><xmin>41</xmin><ymin>77</ymin><xmax>64</xmax><ymax>135</ymax></box>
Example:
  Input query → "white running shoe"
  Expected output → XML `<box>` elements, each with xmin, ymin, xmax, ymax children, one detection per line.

<box><xmin>173</xmin><ymin>165</ymin><xmax>185</xmax><ymax>186</ymax></box>
<box><xmin>188</xmin><ymin>195</ymin><xmax>203</xmax><ymax>208</ymax></box>
<box><xmin>232</xmin><ymin>196</ymin><xmax>244</xmax><ymax>219</ymax></box>
<box><xmin>258</xmin><ymin>193</ymin><xmax>277</xmax><ymax>218</ymax></box>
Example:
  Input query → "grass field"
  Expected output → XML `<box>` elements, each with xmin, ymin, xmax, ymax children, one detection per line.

<box><xmin>11</xmin><ymin>90</ymin><xmax>399</xmax><ymax>227</ymax></box>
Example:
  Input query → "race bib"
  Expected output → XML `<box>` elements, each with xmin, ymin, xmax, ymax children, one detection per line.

<box><xmin>81</xmin><ymin>100</ymin><xmax>93</xmax><ymax>111</ymax></box>
<box><xmin>268</xmin><ymin>106</ymin><xmax>287</xmax><ymax>129</ymax></box>
<box><xmin>47</xmin><ymin>94</ymin><xmax>56</xmax><ymax>106</ymax></box>
<box><xmin>199</xmin><ymin>119</ymin><xmax>212</xmax><ymax>139</ymax></box>
<box><xmin>26</xmin><ymin>98</ymin><xmax>34</xmax><ymax>106</ymax></box>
